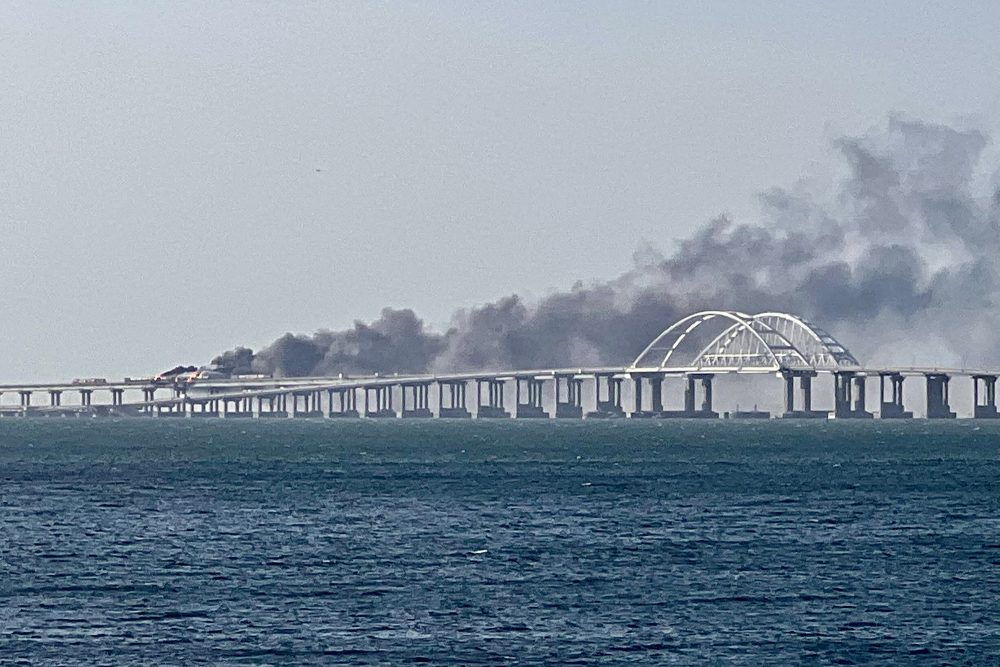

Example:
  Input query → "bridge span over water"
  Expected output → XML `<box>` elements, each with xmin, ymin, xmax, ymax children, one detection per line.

<box><xmin>2</xmin><ymin>311</ymin><xmax>998</xmax><ymax>420</ymax></box>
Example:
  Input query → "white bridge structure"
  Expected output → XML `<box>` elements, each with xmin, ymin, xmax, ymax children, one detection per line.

<box><xmin>630</xmin><ymin>310</ymin><xmax>859</xmax><ymax>373</ymax></box>
<box><xmin>2</xmin><ymin>310</ymin><xmax>998</xmax><ymax>420</ymax></box>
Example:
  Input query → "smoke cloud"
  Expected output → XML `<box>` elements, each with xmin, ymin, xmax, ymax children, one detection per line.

<box><xmin>214</xmin><ymin>117</ymin><xmax>1000</xmax><ymax>376</ymax></box>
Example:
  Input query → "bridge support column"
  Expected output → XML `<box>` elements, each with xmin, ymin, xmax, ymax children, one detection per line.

<box><xmin>833</xmin><ymin>371</ymin><xmax>872</xmax><ymax>419</ymax></box>
<box><xmin>231</xmin><ymin>397</ymin><xmax>242</xmax><ymax>417</ymax></box>
<box><xmin>187</xmin><ymin>398</ymin><xmax>209</xmax><ymax>417</ymax></box>
<box><xmin>158</xmin><ymin>397</ymin><xmax>186</xmax><ymax>418</ymax></box>
<box><xmin>514</xmin><ymin>376</ymin><xmax>559</xmax><ymax>419</ymax></box>
<box><xmin>402</xmin><ymin>382</ymin><xmax>433</xmax><ymax>418</ymax></box>
<box><xmin>221</xmin><ymin>396</ymin><xmax>252</xmax><ymax>418</ymax></box>
<box><xmin>659</xmin><ymin>374</ymin><xmax>718</xmax><ymax>418</ymax></box>
<box><xmin>629</xmin><ymin>373</ymin><xmax>662</xmax><ymax>418</ymax></box>
<box><xmin>139</xmin><ymin>387</ymin><xmax>153</xmax><ymax>415</ymax></box>
<box><xmin>79</xmin><ymin>389</ymin><xmax>93</xmax><ymax>407</ymax></box>
<box><xmin>925</xmin><ymin>373</ymin><xmax>956</xmax><ymax>419</ymax></box>
<box><xmin>273</xmin><ymin>393</ymin><xmax>289</xmax><ymax>417</ymax></box>
<box><xmin>702</xmin><ymin>376</ymin><xmax>714</xmax><ymax>414</ymax></box>
<box><xmin>258</xmin><ymin>394</ymin><xmax>288</xmax><ymax>418</ymax></box>
<box><xmin>554</xmin><ymin>375</ymin><xmax>583</xmax><ymax>418</ymax></box>
<box><xmin>327</xmin><ymin>387</ymin><xmax>359</xmax><ymax>418</ymax></box>
<box><xmin>853</xmin><ymin>376</ymin><xmax>865</xmax><ymax>414</ymax></box>
<box><xmin>587</xmin><ymin>374</ymin><xmax>625</xmax><ymax>418</ymax></box>
<box><xmin>291</xmin><ymin>390</ymin><xmax>322</xmax><ymax>418</ymax></box>
<box><xmin>439</xmin><ymin>381</ymin><xmax>471</xmax><ymax>418</ymax></box>
<box><xmin>364</xmin><ymin>385</ymin><xmax>396</xmax><ymax>418</ymax></box>
<box><xmin>479</xmin><ymin>378</ymin><xmax>511</xmax><ymax>418</ymax></box>
<box><xmin>878</xmin><ymin>373</ymin><xmax>911</xmax><ymax>418</ymax></box>
<box><xmin>973</xmin><ymin>375</ymin><xmax>999</xmax><ymax>418</ymax></box>
<box><xmin>48</xmin><ymin>390</ymin><xmax>62</xmax><ymax>407</ymax></box>
<box><xmin>781</xmin><ymin>370</ymin><xmax>825</xmax><ymax>418</ymax></box>
<box><xmin>17</xmin><ymin>391</ymin><xmax>31</xmax><ymax>416</ymax></box>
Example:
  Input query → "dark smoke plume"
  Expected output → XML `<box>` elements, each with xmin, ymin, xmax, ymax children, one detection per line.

<box><xmin>214</xmin><ymin>117</ymin><xmax>1000</xmax><ymax>376</ymax></box>
<box><xmin>214</xmin><ymin>308</ymin><xmax>447</xmax><ymax>377</ymax></box>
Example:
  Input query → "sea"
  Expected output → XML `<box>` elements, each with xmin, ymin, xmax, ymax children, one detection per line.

<box><xmin>0</xmin><ymin>419</ymin><xmax>997</xmax><ymax>665</ymax></box>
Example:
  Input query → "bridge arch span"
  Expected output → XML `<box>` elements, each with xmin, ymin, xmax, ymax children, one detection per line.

<box><xmin>751</xmin><ymin>312</ymin><xmax>859</xmax><ymax>369</ymax></box>
<box><xmin>630</xmin><ymin>310</ymin><xmax>859</xmax><ymax>373</ymax></box>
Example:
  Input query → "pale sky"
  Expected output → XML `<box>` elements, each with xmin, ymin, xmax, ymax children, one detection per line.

<box><xmin>2</xmin><ymin>1</ymin><xmax>999</xmax><ymax>382</ymax></box>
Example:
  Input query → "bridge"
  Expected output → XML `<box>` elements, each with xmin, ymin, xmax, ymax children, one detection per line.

<box><xmin>2</xmin><ymin>310</ymin><xmax>998</xmax><ymax>420</ymax></box>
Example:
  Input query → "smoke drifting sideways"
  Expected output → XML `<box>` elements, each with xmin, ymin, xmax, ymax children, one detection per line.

<box><xmin>213</xmin><ymin>117</ymin><xmax>1000</xmax><ymax>377</ymax></box>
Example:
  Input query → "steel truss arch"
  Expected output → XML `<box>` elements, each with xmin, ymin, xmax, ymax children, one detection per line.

<box><xmin>630</xmin><ymin>310</ymin><xmax>860</xmax><ymax>373</ymax></box>
<box><xmin>751</xmin><ymin>312</ymin><xmax>859</xmax><ymax>368</ymax></box>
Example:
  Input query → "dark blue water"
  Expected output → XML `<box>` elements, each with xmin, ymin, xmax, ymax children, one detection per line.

<box><xmin>1</xmin><ymin>419</ymin><xmax>998</xmax><ymax>664</ymax></box>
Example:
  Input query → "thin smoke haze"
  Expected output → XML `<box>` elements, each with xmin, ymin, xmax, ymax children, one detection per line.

<box><xmin>214</xmin><ymin>117</ymin><xmax>1000</xmax><ymax>377</ymax></box>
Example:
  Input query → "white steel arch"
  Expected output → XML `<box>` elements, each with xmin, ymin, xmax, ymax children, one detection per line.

<box><xmin>631</xmin><ymin>310</ymin><xmax>787</xmax><ymax>372</ymax></box>
<box><xmin>630</xmin><ymin>310</ymin><xmax>860</xmax><ymax>373</ymax></box>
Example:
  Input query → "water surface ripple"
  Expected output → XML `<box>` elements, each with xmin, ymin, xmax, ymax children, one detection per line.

<box><xmin>1</xmin><ymin>419</ymin><xmax>998</xmax><ymax>664</ymax></box>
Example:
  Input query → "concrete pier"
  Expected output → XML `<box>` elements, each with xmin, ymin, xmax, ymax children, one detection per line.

<box><xmin>365</xmin><ymin>385</ymin><xmax>397</xmax><ymax>418</ymax></box>
<box><xmin>587</xmin><ymin>373</ymin><xmax>624</xmax><ymax>418</ymax></box>
<box><xmin>221</xmin><ymin>394</ymin><xmax>255</xmax><ymax>418</ymax></box>
<box><xmin>514</xmin><ymin>377</ymin><xmax>547</xmax><ymax>418</ymax></box>
<box><xmin>401</xmin><ymin>382</ymin><xmax>433</xmax><ymax>418</ymax></box>
<box><xmin>291</xmin><ymin>389</ymin><xmax>323</xmax><ymax>418</ymax></box>
<box><xmin>661</xmin><ymin>373</ymin><xmax>718</xmax><ymax>418</ymax></box>
<box><xmin>158</xmin><ymin>399</ymin><xmax>187</xmax><ymax>418</ymax></box>
<box><xmin>925</xmin><ymin>373</ymin><xmax>956</xmax><ymax>419</ymax></box>
<box><xmin>554</xmin><ymin>375</ymin><xmax>584</xmax><ymax>418</ymax></box>
<box><xmin>477</xmin><ymin>378</ymin><xmax>510</xmax><ymax>418</ymax></box>
<box><xmin>833</xmin><ymin>371</ymin><xmax>873</xmax><ymax>419</ymax></box>
<box><xmin>438</xmin><ymin>380</ymin><xmax>471</xmax><ymax>418</ymax></box>
<box><xmin>256</xmin><ymin>394</ymin><xmax>289</xmax><ymax>418</ymax></box>
<box><xmin>878</xmin><ymin>372</ymin><xmax>912</xmax><ymax>418</ymax></box>
<box><xmin>782</xmin><ymin>370</ymin><xmax>827</xmax><ymax>418</ymax></box>
<box><xmin>327</xmin><ymin>387</ymin><xmax>360</xmax><ymax>418</ymax></box>
<box><xmin>629</xmin><ymin>373</ymin><xmax>663</xmax><ymax>418</ymax></box>
<box><xmin>139</xmin><ymin>387</ymin><xmax>157</xmax><ymax>416</ymax></box>
<box><xmin>186</xmin><ymin>398</ymin><xmax>214</xmax><ymax>417</ymax></box>
<box><xmin>972</xmin><ymin>374</ymin><xmax>999</xmax><ymax>418</ymax></box>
